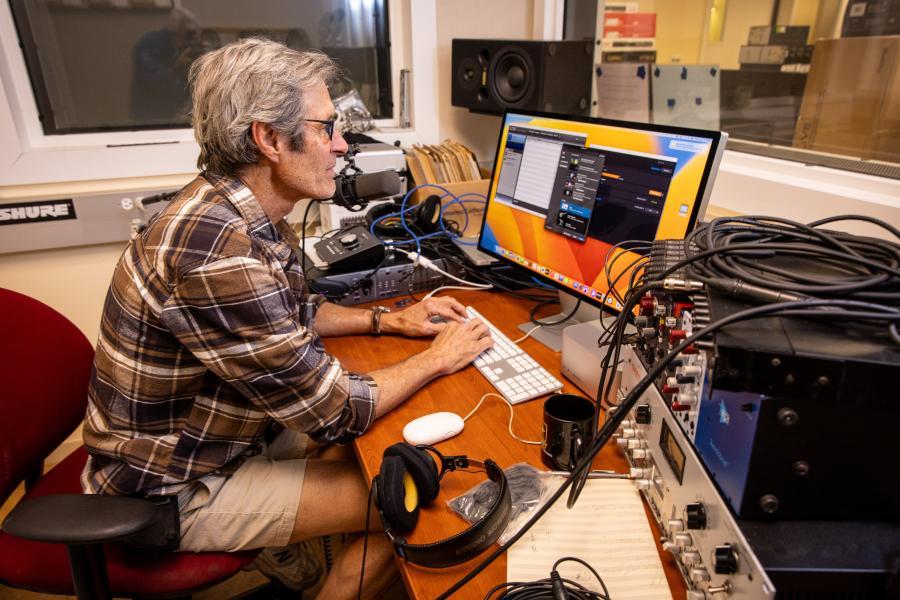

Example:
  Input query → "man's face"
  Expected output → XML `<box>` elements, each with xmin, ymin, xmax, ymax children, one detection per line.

<box><xmin>279</xmin><ymin>83</ymin><xmax>348</xmax><ymax>200</ymax></box>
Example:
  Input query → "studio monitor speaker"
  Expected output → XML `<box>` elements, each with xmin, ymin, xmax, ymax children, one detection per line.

<box><xmin>451</xmin><ymin>39</ymin><xmax>593</xmax><ymax>115</ymax></box>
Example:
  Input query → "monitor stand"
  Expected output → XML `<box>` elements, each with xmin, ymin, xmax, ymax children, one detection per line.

<box><xmin>517</xmin><ymin>290</ymin><xmax>605</xmax><ymax>352</ymax></box>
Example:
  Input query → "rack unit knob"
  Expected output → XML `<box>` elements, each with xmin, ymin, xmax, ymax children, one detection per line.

<box><xmin>686</xmin><ymin>502</ymin><xmax>707</xmax><ymax>530</ymax></box>
<box><xmin>714</xmin><ymin>544</ymin><xmax>739</xmax><ymax>575</ymax></box>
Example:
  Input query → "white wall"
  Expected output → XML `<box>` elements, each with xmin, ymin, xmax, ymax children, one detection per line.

<box><xmin>434</xmin><ymin>0</ymin><xmax>535</xmax><ymax>163</ymax></box>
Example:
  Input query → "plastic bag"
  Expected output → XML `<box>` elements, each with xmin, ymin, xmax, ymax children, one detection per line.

<box><xmin>333</xmin><ymin>88</ymin><xmax>375</xmax><ymax>134</ymax></box>
<box><xmin>447</xmin><ymin>463</ymin><xmax>561</xmax><ymax>546</ymax></box>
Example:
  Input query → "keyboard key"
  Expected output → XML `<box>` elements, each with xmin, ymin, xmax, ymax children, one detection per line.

<box><xmin>466</xmin><ymin>306</ymin><xmax>563</xmax><ymax>405</ymax></box>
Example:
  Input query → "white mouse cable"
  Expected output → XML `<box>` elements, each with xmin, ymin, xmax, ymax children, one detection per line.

<box><xmin>463</xmin><ymin>393</ymin><xmax>542</xmax><ymax>446</ymax></box>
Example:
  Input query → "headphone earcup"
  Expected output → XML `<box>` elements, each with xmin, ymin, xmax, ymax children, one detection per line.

<box><xmin>384</xmin><ymin>443</ymin><xmax>441</xmax><ymax>505</ymax></box>
<box><xmin>414</xmin><ymin>195</ymin><xmax>443</xmax><ymax>234</ymax></box>
<box><xmin>378</xmin><ymin>455</ymin><xmax>420</xmax><ymax>533</ymax></box>
<box><xmin>365</xmin><ymin>202</ymin><xmax>405</xmax><ymax>237</ymax></box>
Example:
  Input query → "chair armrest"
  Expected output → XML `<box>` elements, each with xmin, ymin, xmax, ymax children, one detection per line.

<box><xmin>2</xmin><ymin>494</ymin><xmax>158</xmax><ymax>544</ymax></box>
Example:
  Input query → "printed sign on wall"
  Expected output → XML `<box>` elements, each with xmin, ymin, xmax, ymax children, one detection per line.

<box><xmin>0</xmin><ymin>199</ymin><xmax>77</xmax><ymax>226</ymax></box>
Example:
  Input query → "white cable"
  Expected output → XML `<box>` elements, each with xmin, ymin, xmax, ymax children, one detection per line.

<box><xmin>511</xmin><ymin>324</ymin><xmax>542</xmax><ymax>344</ymax></box>
<box><xmin>463</xmin><ymin>392</ymin><xmax>542</xmax><ymax>446</ymax></box>
<box><xmin>394</xmin><ymin>248</ymin><xmax>493</xmax><ymax>290</ymax></box>
<box><xmin>423</xmin><ymin>285</ymin><xmax>493</xmax><ymax>300</ymax></box>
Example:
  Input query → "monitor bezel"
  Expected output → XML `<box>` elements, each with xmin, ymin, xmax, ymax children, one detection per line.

<box><xmin>475</xmin><ymin>108</ymin><xmax>725</xmax><ymax>312</ymax></box>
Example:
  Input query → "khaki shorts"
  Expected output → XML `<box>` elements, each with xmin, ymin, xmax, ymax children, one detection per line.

<box><xmin>177</xmin><ymin>429</ymin><xmax>309</xmax><ymax>552</ymax></box>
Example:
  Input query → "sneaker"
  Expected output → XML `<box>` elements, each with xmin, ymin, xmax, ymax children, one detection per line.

<box><xmin>253</xmin><ymin>540</ymin><xmax>324</xmax><ymax>591</ymax></box>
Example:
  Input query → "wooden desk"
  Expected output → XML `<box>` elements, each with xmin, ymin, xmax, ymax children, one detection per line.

<box><xmin>325</xmin><ymin>290</ymin><xmax>686</xmax><ymax>599</ymax></box>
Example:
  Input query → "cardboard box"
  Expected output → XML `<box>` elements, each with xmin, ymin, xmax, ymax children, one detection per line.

<box><xmin>793</xmin><ymin>36</ymin><xmax>900</xmax><ymax>163</ymax></box>
<box><xmin>747</xmin><ymin>25</ymin><xmax>809</xmax><ymax>46</ymax></box>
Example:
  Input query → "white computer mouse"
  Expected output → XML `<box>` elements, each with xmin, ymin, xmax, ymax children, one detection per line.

<box><xmin>402</xmin><ymin>412</ymin><xmax>465</xmax><ymax>446</ymax></box>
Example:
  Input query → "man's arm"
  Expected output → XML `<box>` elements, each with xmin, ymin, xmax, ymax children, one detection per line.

<box><xmin>313</xmin><ymin>296</ymin><xmax>469</xmax><ymax>338</ymax></box>
<box><xmin>368</xmin><ymin>318</ymin><xmax>493</xmax><ymax>418</ymax></box>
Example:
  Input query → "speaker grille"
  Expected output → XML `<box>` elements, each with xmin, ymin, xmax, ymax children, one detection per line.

<box><xmin>490</xmin><ymin>47</ymin><xmax>535</xmax><ymax>106</ymax></box>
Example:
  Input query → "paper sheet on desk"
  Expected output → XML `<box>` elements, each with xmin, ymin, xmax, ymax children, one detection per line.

<box><xmin>507</xmin><ymin>478</ymin><xmax>672</xmax><ymax>599</ymax></box>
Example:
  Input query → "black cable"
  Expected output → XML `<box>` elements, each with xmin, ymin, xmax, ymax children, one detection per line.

<box><xmin>483</xmin><ymin>556</ymin><xmax>610</xmax><ymax>600</ymax></box>
<box><xmin>683</xmin><ymin>216</ymin><xmax>900</xmax><ymax>300</ymax></box>
<box><xmin>357</xmin><ymin>485</ymin><xmax>375</xmax><ymax>600</ymax></box>
<box><xmin>300</xmin><ymin>199</ymin><xmax>316</xmax><ymax>278</ymax></box>
<box><xmin>438</xmin><ymin>295</ymin><xmax>898</xmax><ymax>599</ymax></box>
<box><xmin>529</xmin><ymin>298</ymin><xmax>582</xmax><ymax>327</ymax></box>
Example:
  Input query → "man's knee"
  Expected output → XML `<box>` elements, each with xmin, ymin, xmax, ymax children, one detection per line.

<box><xmin>292</xmin><ymin>459</ymin><xmax>382</xmax><ymax>541</ymax></box>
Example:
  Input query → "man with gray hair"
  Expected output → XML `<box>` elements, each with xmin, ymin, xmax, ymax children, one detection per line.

<box><xmin>83</xmin><ymin>38</ymin><xmax>492</xmax><ymax>598</ymax></box>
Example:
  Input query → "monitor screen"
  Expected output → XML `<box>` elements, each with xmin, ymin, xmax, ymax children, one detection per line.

<box><xmin>477</xmin><ymin>110</ymin><xmax>726</xmax><ymax>313</ymax></box>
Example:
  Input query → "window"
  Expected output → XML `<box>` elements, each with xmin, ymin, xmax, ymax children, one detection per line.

<box><xmin>9</xmin><ymin>0</ymin><xmax>392</xmax><ymax>134</ymax></box>
<box><xmin>565</xmin><ymin>0</ymin><xmax>900</xmax><ymax>179</ymax></box>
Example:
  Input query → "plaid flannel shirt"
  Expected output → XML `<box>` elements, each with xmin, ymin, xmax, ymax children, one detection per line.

<box><xmin>81</xmin><ymin>173</ymin><xmax>377</xmax><ymax>497</ymax></box>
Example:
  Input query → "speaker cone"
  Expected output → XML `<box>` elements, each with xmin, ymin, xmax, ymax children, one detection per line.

<box><xmin>490</xmin><ymin>47</ymin><xmax>534</xmax><ymax>106</ymax></box>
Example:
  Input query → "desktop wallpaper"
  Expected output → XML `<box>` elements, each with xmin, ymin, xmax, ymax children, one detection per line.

<box><xmin>479</xmin><ymin>113</ymin><xmax>717</xmax><ymax>310</ymax></box>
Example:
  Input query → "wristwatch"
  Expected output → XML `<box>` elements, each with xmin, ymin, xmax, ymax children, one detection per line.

<box><xmin>370</xmin><ymin>306</ymin><xmax>391</xmax><ymax>335</ymax></box>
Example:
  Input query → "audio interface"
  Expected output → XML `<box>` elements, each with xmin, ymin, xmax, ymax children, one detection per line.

<box><xmin>307</xmin><ymin>254</ymin><xmax>463</xmax><ymax>306</ymax></box>
<box><xmin>616</xmin><ymin>346</ymin><xmax>900</xmax><ymax>599</ymax></box>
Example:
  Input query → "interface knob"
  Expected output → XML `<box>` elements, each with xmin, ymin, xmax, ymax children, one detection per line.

<box><xmin>630</xmin><ymin>467</ymin><xmax>651</xmax><ymax>479</ymax></box>
<box><xmin>674</xmin><ymin>533</ymin><xmax>692</xmax><ymax>547</ymax></box>
<box><xmin>661</xmin><ymin>539</ymin><xmax>679</xmax><ymax>554</ymax></box>
<box><xmin>714</xmin><ymin>544</ymin><xmax>739</xmax><ymax>575</ymax></box>
<box><xmin>681</xmin><ymin>550</ymin><xmax>701</xmax><ymax>565</ymax></box>
<box><xmin>686</xmin><ymin>502</ymin><xmax>707</xmax><ymax>530</ymax></box>
<box><xmin>635</xmin><ymin>479</ymin><xmax>652</xmax><ymax>491</ymax></box>
<box><xmin>339</xmin><ymin>233</ymin><xmax>359</xmax><ymax>248</ymax></box>
<box><xmin>635</xmin><ymin>404</ymin><xmax>652</xmax><ymax>424</ymax></box>
<box><xmin>630</xmin><ymin>448</ymin><xmax>649</xmax><ymax>460</ymax></box>
<box><xmin>667</xmin><ymin>519</ymin><xmax>685</xmax><ymax>532</ymax></box>
<box><xmin>690</xmin><ymin>567</ymin><xmax>711</xmax><ymax>583</ymax></box>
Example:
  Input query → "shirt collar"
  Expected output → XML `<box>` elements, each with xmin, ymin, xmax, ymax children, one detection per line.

<box><xmin>203</xmin><ymin>171</ymin><xmax>300</xmax><ymax>259</ymax></box>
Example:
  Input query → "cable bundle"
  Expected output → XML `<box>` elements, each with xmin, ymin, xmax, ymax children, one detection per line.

<box><xmin>435</xmin><ymin>214</ymin><xmax>900</xmax><ymax>600</ymax></box>
<box><xmin>685</xmin><ymin>215</ymin><xmax>900</xmax><ymax>303</ymax></box>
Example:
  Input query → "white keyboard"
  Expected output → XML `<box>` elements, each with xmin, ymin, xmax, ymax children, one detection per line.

<box><xmin>466</xmin><ymin>306</ymin><xmax>563</xmax><ymax>404</ymax></box>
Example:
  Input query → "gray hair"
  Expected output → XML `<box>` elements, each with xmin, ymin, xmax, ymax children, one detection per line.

<box><xmin>189</xmin><ymin>38</ymin><xmax>340</xmax><ymax>176</ymax></box>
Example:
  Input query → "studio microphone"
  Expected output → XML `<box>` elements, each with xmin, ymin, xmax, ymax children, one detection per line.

<box><xmin>331</xmin><ymin>170</ymin><xmax>402</xmax><ymax>212</ymax></box>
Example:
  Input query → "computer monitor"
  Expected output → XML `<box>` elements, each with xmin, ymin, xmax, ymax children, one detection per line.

<box><xmin>476</xmin><ymin>110</ymin><xmax>727</xmax><ymax>350</ymax></box>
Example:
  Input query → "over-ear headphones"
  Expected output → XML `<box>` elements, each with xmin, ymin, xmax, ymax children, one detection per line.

<box><xmin>372</xmin><ymin>442</ymin><xmax>512</xmax><ymax>568</ymax></box>
<box><xmin>366</xmin><ymin>195</ymin><xmax>444</xmax><ymax>238</ymax></box>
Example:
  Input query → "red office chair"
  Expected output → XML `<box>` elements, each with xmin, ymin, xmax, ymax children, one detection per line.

<box><xmin>0</xmin><ymin>288</ymin><xmax>258</xmax><ymax>599</ymax></box>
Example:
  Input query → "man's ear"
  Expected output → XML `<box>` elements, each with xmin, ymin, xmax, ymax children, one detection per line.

<box><xmin>250</xmin><ymin>121</ymin><xmax>282</xmax><ymax>163</ymax></box>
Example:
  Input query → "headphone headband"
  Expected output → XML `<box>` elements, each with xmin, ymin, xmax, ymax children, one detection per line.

<box><xmin>374</xmin><ymin>443</ymin><xmax>512</xmax><ymax>569</ymax></box>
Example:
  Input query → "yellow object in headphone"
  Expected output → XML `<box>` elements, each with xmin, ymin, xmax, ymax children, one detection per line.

<box><xmin>403</xmin><ymin>472</ymin><xmax>418</xmax><ymax>512</ymax></box>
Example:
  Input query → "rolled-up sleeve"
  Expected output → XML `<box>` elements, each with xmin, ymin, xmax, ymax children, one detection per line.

<box><xmin>160</xmin><ymin>256</ymin><xmax>377</xmax><ymax>443</ymax></box>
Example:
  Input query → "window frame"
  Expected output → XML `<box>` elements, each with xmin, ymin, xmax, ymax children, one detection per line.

<box><xmin>0</xmin><ymin>0</ymin><xmax>420</xmax><ymax>186</ymax></box>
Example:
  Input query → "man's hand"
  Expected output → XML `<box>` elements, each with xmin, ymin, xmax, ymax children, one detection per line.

<box><xmin>369</xmin><ymin>311</ymin><xmax>493</xmax><ymax>418</ymax></box>
<box><xmin>380</xmin><ymin>296</ymin><xmax>469</xmax><ymax>337</ymax></box>
<box><xmin>424</xmin><ymin>318</ymin><xmax>494</xmax><ymax>376</ymax></box>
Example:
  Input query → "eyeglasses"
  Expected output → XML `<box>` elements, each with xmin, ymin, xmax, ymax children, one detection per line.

<box><xmin>302</xmin><ymin>117</ymin><xmax>338</xmax><ymax>141</ymax></box>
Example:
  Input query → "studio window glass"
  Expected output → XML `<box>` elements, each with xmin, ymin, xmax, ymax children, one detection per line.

<box><xmin>8</xmin><ymin>0</ymin><xmax>392</xmax><ymax>135</ymax></box>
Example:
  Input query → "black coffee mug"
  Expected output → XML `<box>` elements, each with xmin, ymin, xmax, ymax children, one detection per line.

<box><xmin>541</xmin><ymin>393</ymin><xmax>596</xmax><ymax>471</ymax></box>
